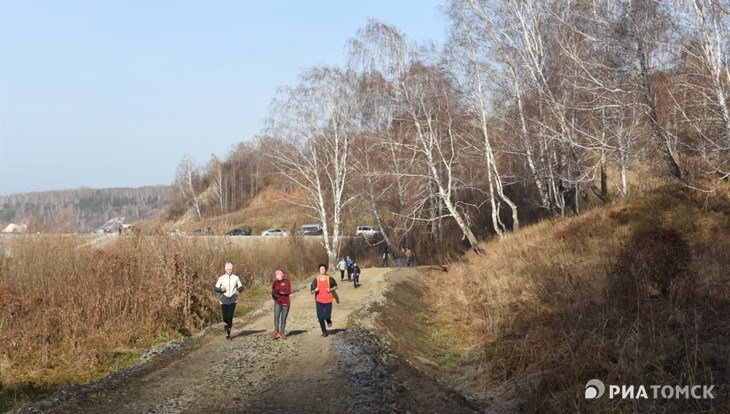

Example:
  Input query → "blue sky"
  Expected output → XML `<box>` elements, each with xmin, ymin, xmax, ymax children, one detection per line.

<box><xmin>0</xmin><ymin>0</ymin><xmax>446</xmax><ymax>196</ymax></box>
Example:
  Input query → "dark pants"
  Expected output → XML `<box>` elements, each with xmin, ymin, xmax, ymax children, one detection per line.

<box><xmin>383</xmin><ymin>254</ymin><xmax>389</xmax><ymax>267</ymax></box>
<box><xmin>274</xmin><ymin>303</ymin><xmax>290</xmax><ymax>333</ymax></box>
<box><xmin>353</xmin><ymin>271</ymin><xmax>360</xmax><ymax>287</ymax></box>
<box><xmin>316</xmin><ymin>301</ymin><xmax>332</xmax><ymax>334</ymax></box>
<box><xmin>340</xmin><ymin>269</ymin><xmax>345</xmax><ymax>280</ymax></box>
<box><xmin>221</xmin><ymin>303</ymin><xmax>236</xmax><ymax>330</ymax></box>
<box><xmin>346</xmin><ymin>267</ymin><xmax>352</xmax><ymax>280</ymax></box>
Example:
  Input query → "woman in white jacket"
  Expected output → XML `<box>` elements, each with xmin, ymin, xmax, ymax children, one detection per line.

<box><xmin>214</xmin><ymin>262</ymin><xmax>243</xmax><ymax>340</ymax></box>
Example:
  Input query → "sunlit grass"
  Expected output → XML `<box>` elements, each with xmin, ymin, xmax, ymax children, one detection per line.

<box><xmin>423</xmin><ymin>181</ymin><xmax>730</xmax><ymax>412</ymax></box>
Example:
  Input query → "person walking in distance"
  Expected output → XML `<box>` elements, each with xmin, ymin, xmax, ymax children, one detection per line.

<box><xmin>214</xmin><ymin>262</ymin><xmax>243</xmax><ymax>340</ymax></box>
<box><xmin>310</xmin><ymin>264</ymin><xmax>338</xmax><ymax>337</ymax></box>
<box><xmin>394</xmin><ymin>248</ymin><xmax>405</xmax><ymax>269</ymax></box>
<box><xmin>271</xmin><ymin>268</ymin><xmax>292</xmax><ymax>340</ymax></box>
<box><xmin>382</xmin><ymin>245</ymin><xmax>390</xmax><ymax>267</ymax></box>
<box><xmin>337</xmin><ymin>257</ymin><xmax>347</xmax><ymax>281</ymax></box>
<box><xmin>405</xmin><ymin>247</ymin><xmax>413</xmax><ymax>267</ymax></box>
<box><xmin>345</xmin><ymin>256</ymin><xmax>355</xmax><ymax>281</ymax></box>
<box><xmin>352</xmin><ymin>263</ymin><xmax>362</xmax><ymax>288</ymax></box>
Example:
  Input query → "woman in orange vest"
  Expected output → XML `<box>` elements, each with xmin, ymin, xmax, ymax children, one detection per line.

<box><xmin>310</xmin><ymin>263</ymin><xmax>338</xmax><ymax>337</ymax></box>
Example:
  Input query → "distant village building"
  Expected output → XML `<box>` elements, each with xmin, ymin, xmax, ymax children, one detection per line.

<box><xmin>1</xmin><ymin>223</ymin><xmax>28</xmax><ymax>234</ymax></box>
<box><xmin>93</xmin><ymin>217</ymin><xmax>132</xmax><ymax>234</ymax></box>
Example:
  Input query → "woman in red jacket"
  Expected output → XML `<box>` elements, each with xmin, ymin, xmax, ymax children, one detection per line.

<box><xmin>271</xmin><ymin>268</ymin><xmax>292</xmax><ymax>340</ymax></box>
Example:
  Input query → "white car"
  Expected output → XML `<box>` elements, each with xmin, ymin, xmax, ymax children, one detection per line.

<box><xmin>297</xmin><ymin>224</ymin><xmax>323</xmax><ymax>236</ymax></box>
<box><xmin>261</xmin><ymin>228</ymin><xmax>288</xmax><ymax>236</ymax></box>
<box><xmin>355</xmin><ymin>226</ymin><xmax>380</xmax><ymax>237</ymax></box>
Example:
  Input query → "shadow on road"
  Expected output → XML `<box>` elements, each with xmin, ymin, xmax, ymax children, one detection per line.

<box><xmin>231</xmin><ymin>329</ymin><xmax>265</xmax><ymax>339</ymax></box>
<box><xmin>283</xmin><ymin>330</ymin><xmax>308</xmax><ymax>337</ymax></box>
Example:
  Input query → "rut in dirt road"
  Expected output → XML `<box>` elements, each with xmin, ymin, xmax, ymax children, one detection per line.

<box><xmin>15</xmin><ymin>268</ymin><xmax>479</xmax><ymax>414</ymax></box>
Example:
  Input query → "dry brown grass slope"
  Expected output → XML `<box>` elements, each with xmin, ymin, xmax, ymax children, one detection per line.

<box><xmin>166</xmin><ymin>186</ymin><xmax>389</xmax><ymax>239</ymax></box>
<box><xmin>166</xmin><ymin>187</ymin><xmax>305</xmax><ymax>235</ymax></box>
<box><xmin>420</xmin><ymin>182</ymin><xmax>729</xmax><ymax>413</ymax></box>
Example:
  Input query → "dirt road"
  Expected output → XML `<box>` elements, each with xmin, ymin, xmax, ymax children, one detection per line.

<box><xmin>16</xmin><ymin>268</ymin><xmax>478</xmax><ymax>414</ymax></box>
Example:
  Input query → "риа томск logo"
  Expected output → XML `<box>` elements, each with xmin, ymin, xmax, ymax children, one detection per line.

<box><xmin>585</xmin><ymin>379</ymin><xmax>606</xmax><ymax>399</ymax></box>
<box><xmin>585</xmin><ymin>379</ymin><xmax>715</xmax><ymax>400</ymax></box>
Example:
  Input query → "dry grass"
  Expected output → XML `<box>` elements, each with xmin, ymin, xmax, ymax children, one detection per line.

<box><xmin>423</xmin><ymin>181</ymin><xmax>730</xmax><ymax>412</ymax></box>
<box><xmin>0</xmin><ymin>234</ymin><xmax>326</xmax><ymax>410</ymax></box>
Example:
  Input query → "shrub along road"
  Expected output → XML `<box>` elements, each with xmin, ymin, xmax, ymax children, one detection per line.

<box><xmin>17</xmin><ymin>268</ymin><xmax>478</xmax><ymax>414</ymax></box>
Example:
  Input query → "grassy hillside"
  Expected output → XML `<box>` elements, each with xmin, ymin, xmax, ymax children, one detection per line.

<box><xmin>159</xmin><ymin>186</ymin><xmax>419</xmax><ymax>268</ymax></box>
<box><xmin>417</xmin><ymin>181</ymin><xmax>729</xmax><ymax>412</ymax></box>
<box><xmin>164</xmin><ymin>186</ymin><xmax>396</xmax><ymax>239</ymax></box>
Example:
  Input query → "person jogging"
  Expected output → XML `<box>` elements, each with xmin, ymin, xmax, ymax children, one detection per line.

<box><xmin>214</xmin><ymin>262</ymin><xmax>243</xmax><ymax>340</ymax></box>
<box><xmin>337</xmin><ymin>258</ymin><xmax>347</xmax><ymax>281</ymax></box>
<box><xmin>271</xmin><ymin>268</ymin><xmax>292</xmax><ymax>340</ymax></box>
<box><xmin>310</xmin><ymin>263</ymin><xmax>338</xmax><ymax>337</ymax></box>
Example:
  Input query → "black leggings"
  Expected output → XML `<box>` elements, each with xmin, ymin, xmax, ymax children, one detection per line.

<box><xmin>316</xmin><ymin>301</ymin><xmax>333</xmax><ymax>334</ymax></box>
<box><xmin>221</xmin><ymin>303</ymin><xmax>236</xmax><ymax>329</ymax></box>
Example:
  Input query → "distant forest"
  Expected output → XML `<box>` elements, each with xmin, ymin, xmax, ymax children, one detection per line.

<box><xmin>0</xmin><ymin>186</ymin><xmax>170</xmax><ymax>232</ymax></box>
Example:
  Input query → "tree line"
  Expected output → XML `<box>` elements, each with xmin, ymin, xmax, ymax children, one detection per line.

<box><xmin>169</xmin><ymin>0</ymin><xmax>729</xmax><ymax>266</ymax></box>
<box><xmin>0</xmin><ymin>186</ymin><xmax>170</xmax><ymax>232</ymax></box>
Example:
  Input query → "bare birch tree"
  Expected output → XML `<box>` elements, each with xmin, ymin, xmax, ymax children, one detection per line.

<box><xmin>671</xmin><ymin>0</ymin><xmax>730</xmax><ymax>189</ymax></box>
<box><xmin>447</xmin><ymin>4</ymin><xmax>520</xmax><ymax>233</ymax></box>
<box><xmin>449</xmin><ymin>0</ymin><xmax>564</xmax><ymax>213</ymax></box>
<box><xmin>350</xmin><ymin>137</ymin><xmax>394</xmax><ymax>248</ymax></box>
<box><xmin>350</xmin><ymin>20</ymin><xmax>482</xmax><ymax>251</ymax></box>
<box><xmin>623</xmin><ymin>0</ymin><xmax>683</xmax><ymax>179</ymax></box>
<box><xmin>348</xmin><ymin>70</ymin><xmax>425</xmax><ymax>250</ymax></box>
<box><xmin>208</xmin><ymin>154</ymin><xmax>226</xmax><ymax>213</ymax></box>
<box><xmin>266</xmin><ymin>66</ymin><xmax>359</xmax><ymax>268</ymax></box>
<box><xmin>546</xmin><ymin>0</ymin><xmax>641</xmax><ymax>200</ymax></box>
<box><xmin>174</xmin><ymin>154</ymin><xmax>202</xmax><ymax>221</ymax></box>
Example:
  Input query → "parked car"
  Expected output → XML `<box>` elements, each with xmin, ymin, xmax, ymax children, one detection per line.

<box><xmin>297</xmin><ymin>224</ymin><xmax>323</xmax><ymax>236</ymax></box>
<box><xmin>226</xmin><ymin>226</ymin><xmax>252</xmax><ymax>236</ymax></box>
<box><xmin>355</xmin><ymin>226</ymin><xmax>380</xmax><ymax>237</ymax></box>
<box><xmin>262</xmin><ymin>228</ymin><xmax>288</xmax><ymax>237</ymax></box>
